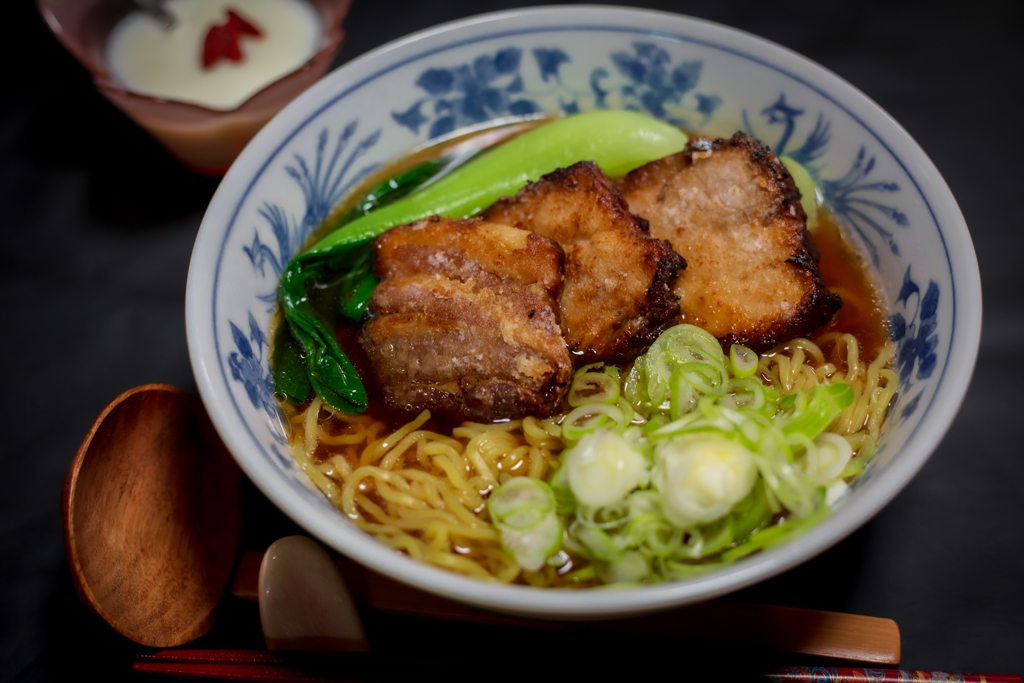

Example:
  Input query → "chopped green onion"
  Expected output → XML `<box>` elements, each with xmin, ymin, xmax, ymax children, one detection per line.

<box><xmin>651</xmin><ymin>325</ymin><xmax>725</xmax><ymax>366</ymax></box>
<box><xmin>488</xmin><ymin>475</ymin><xmax>554</xmax><ymax>530</ymax></box>
<box><xmin>577</xmin><ymin>362</ymin><xmax>621</xmax><ymax>379</ymax></box>
<box><xmin>729</xmin><ymin>344</ymin><xmax>759</xmax><ymax>378</ymax></box>
<box><xmin>489</xmin><ymin>477</ymin><xmax>562</xmax><ymax>571</ymax></box>
<box><xmin>839</xmin><ymin>437</ymin><xmax>874</xmax><ymax>480</ymax></box>
<box><xmin>694</xmin><ymin>516</ymin><xmax>736</xmax><ymax>558</ymax></box>
<box><xmin>561</xmin><ymin>402</ymin><xmax>629</xmax><ymax>442</ymax></box>
<box><xmin>616</xmin><ymin>397</ymin><xmax>637</xmax><ymax>426</ymax></box>
<box><xmin>486</xmin><ymin>322</ymin><xmax>884</xmax><ymax>583</ymax></box>
<box><xmin>561</xmin><ymin>565</ymin><xmax>598</xmax><ymax>583</ymax></box>
<box><xmin>623</xmin><ymin>360</ymin><xmax>652</xmax><ymax>416</ymax></box>
<box><xmin>720</xmin><ymin>489</ymin><xmax>828</xmax><ymax>561</ymax></box>
<box><xmin>827</xmin><ymin>381</ymin><xmax>855</xmax><ymax>408</ymax></box>
<box><xmin>780</xmin><ymin>382</ymin><xmax>853</xmax><ymax>439</ymax></box>
<box><xmin>730</xmin><ymin>482</ymin><xmax>774</xmax><ymax>540</ymax></box>
<box><xmin>567</xmin><ymin>370</ymin><xmax>620</xmax><ymax>406</ymax></box>
<box><xmin>499</xmin><ymin>515</ymin><xmax>562</xmax><ymax>572</ymax></box>
<box><xmin>564</xmin><ymin>430</ymin><xmax>649</xmax><ymax>508</ymax></box>
<box><xmin>567</xmin><ymin>520</ymin><xmax>622</xmax><ymax>562</ymax></box>
<box><xmin>669</xmin><ymin>365</ymin><xmax>697</xmax><ymax>421</ymax></box>
<box><xmin>719</xmin><ymin>378</ymin><xmax>767</xmax><ymax>412</ymax></box>
<box><xmin>802</xmin><ymin>432</ymin><xmax>854</xmax><ymax>485</ymax></box>
<box><xmin>652</xmin><ymin>435</ymin><xmax>759</xmax><ymax>528</ymax></box>
<box><xmin>676</xmin><ymin>360</ymin><xmax>729</xmax><ymax>397</ymax></box>
<box><xmin>598</xmin><ymin>550</ymin><xmax>649</xmax><ymax>584</ymax></box>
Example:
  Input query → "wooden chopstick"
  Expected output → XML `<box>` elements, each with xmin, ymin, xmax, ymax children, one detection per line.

<box><xmin>229</xmin><ymin>551</ymin><xmax>900</xmax><ymax>665</ymax></box>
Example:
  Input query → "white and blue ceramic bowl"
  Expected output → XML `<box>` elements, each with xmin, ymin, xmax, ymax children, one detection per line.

<box><xmin>186</xmin><ymin>6</ymin><xmax>981</xmax><ymax>618</ymax></box>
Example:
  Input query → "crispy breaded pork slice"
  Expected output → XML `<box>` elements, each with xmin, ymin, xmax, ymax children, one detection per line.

<box><xmin>361</xmin><ymin>216</ymin><xmax>572</xmax><ymax>422</ymax></box>
<box><xmin>483</xmin><ymin>161</ymin><xmax>685</xmax><ymax>364</ymax></box>
<box><xmin>617</xmin><ymin>132</ymin><xmax>842</xmax><ymax>351</ymax></box>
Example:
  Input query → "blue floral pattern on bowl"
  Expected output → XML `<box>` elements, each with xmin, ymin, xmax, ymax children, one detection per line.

<box><xmin>243</xmin><ymin>122</ymin><xmax>382</xmax><ymax>289</ymax></box>
<box><xmin>392</xmin><ymin>47</ymin><xmax>541</xmax><ymax>138</ymax></box>
<box><xmin>392</xmin><ymin>42</ymin><xmax>724</xmax><ymax>138</ymax></box>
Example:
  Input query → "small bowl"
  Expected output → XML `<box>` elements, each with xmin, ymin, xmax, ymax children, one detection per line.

<box><xmin>186</xmin><ymin>7</ymin><xmax>982</xmax><ymax>618</ymax></box>
<box><xmin>37</xmin><ymin>0</ymin><xmax>352</xmax><ymax>175</ymax></box>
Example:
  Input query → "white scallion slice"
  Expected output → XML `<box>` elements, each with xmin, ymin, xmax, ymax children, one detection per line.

<box><xmin>489</xmin><ymin>476</ymin><xmax>554</xmax><ymax>529</ymax></box>
<box><xmin>652</xmin><ymin>325</ymin><xmax>725</xmax><ymax>366</ymax></box>
<box><xmin>489</xmin><ymin>478</ymin><xmax>562</xmax><ymax>571</ymax></box>
<box><xmin>598</xmin><ymin>550</ymin><xmax>649</xmax><ymax>584</ymax></box>
<box><xmin>676</xmin><ymin>360</ymin><xmax>729</xmax><ymax>397</ymax></box>
<box><xmin>569</xmin><ymin>519</ymin><xmax>621</xmax><ymax>562</ymax></box>
<box><xmin>565</xmin><ymin>430</ymin><xmax>649</xmax><ymax>508</ymax></box>
<box><xmin>804</xmin><ymin>432</ymin><xmax>855</xmax><ymax>485</ymax></box>
<box><xmin>719</xmin><ymin>378</ymin><xmax>767</xmax><ymax>412</ymax></box>
<box><xmin>499</xmin><ymin>513</ymin><xmax>562</xmax><ymax>572</ymax></box>
<box><xmin>729</xmin><ymin>344</ymin><xmax>759</xmax><ymax>378</ymax></box>
<box><xmin>562</xmin><ymin>403</ymin><xmax>628</xmax><ymax>442</ymax></box>
<box><xmin>652</xmin><ymin>435</ymin><xmax>759</xmax><ymax>528</ymax></box>
<box><xmin>567</xmin><ymin>371</ymin><xmax>620</xmax><ymax>406</ymax></box>
<box><xmin>825</xmin><ymin>480</ymin><xmax>850</xmax><ymax>506</ymax></box>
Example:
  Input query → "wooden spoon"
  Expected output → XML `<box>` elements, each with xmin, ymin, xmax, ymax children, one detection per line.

<box><xmin>62</xmin><ymin>384</ymin><xmax>242</xmax><ymax>648</ymax></box>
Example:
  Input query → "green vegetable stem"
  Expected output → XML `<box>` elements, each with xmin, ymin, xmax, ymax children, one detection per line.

<box><xmin>277</xmin><ymin>110</ymin><xmax>690</xmax><ymax>412</ymax></box>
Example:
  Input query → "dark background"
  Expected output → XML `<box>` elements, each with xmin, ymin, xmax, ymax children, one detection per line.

<box><xmin>3</xmin><ymin>1</ymin><xmax>1021</xmax><ymax>680</ymax></box>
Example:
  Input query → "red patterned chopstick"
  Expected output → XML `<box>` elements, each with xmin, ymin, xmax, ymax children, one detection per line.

<box><xmin>134</xmin><ymin>650</ymin><xmax>443</xmax><ymax>681</ymax></box>
<box><xmin>135</xmin><ymin>652</ymin><xmax>1023</xmax><ymax>682</ymax></box>
<box><xmin>765</xmin><ymin>667</ymin><xmax>1023</xmax><ymax>682</ymax></box>
<box><xmin>139</xmin><ymin>650</ymin><xmax>340</xmax><ymax>664</ymax></box>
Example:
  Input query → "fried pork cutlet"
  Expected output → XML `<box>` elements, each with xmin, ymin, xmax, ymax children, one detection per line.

<box><xmin>362</xmin><ymin>216</ymin><xmax>572</xmax><ymax>422</ymax></box>
<box><xmin>618</xmin><ymin>132</ymin><xmax>842</xmax><ymax>351</ymax></box>
<box><xmin>483</xmin><ymin>161</ymin><xmax>685</xmax><ymax>364</ymax></box>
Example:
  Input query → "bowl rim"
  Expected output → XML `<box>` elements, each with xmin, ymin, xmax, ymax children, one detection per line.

<box><xmin>187</xmin><ymin>4</ymin><xmax>982</xmax><ymax>617</ymax></box>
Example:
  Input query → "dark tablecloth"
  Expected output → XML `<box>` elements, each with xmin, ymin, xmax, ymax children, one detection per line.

<box><xmin>3</xmin><ymin>1</ymin><xmax>1021</xmax><ymax>679</ymax></box>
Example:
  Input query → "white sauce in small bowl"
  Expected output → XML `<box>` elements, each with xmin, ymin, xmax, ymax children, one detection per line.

<box><xmin>107</xmin><ymin>0</ymin><xmax>321</xmax><ymax>111</ymax></box>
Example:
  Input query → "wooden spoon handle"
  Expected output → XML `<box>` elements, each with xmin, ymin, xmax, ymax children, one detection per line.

<box><xmin>230</xmin><ymin>551</ymin><xmax>899</xmax><ymax>665</ymax></box>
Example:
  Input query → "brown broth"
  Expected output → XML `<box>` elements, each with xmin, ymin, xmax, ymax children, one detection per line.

<box><xmin>809</xmin><ymin>210</ymin><xmax>890</xmax><ymax>362</ymax></box>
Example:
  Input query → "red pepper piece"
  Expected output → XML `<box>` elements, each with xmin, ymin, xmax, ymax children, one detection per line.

<box><xmin>226</xmin><ymin>10</ymin><xmax>263</xmax><ymax>37</ymax></box>
<box><xmin>202</xmin><ymin>8</ymin><xmax>264</xmax><ymax>69</ymax></box>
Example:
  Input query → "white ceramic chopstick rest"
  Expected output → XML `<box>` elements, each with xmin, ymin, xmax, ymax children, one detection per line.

<box><xmin>258</xmin><ymin>535</ymin><xmax>369</xmax><ymax>651</ymax></box>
